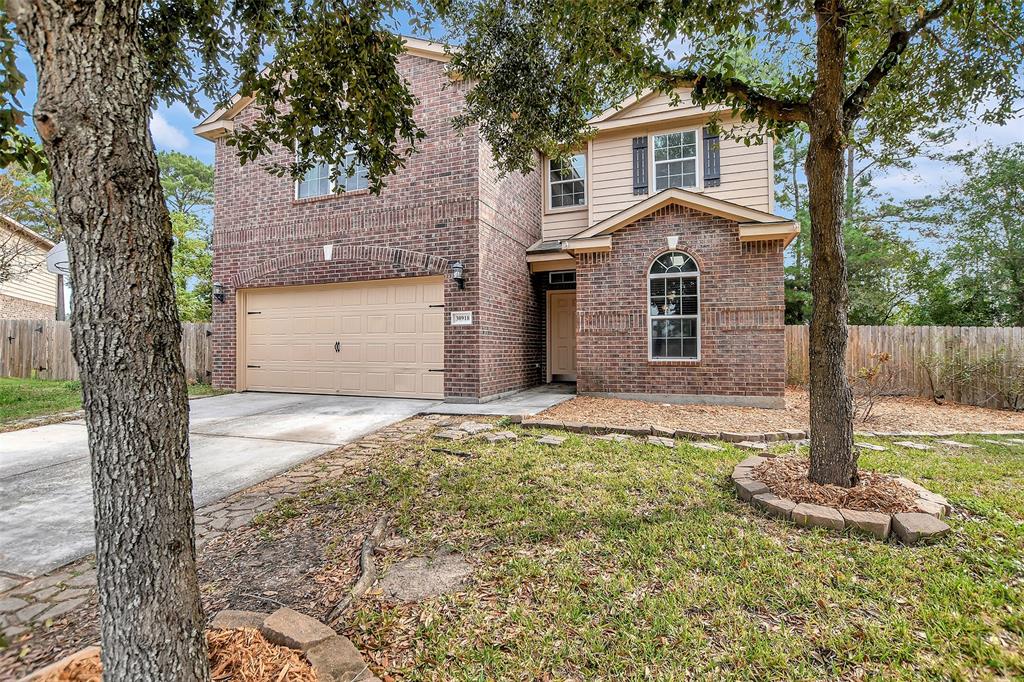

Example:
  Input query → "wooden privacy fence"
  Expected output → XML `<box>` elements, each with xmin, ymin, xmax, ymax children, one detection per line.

<box><xmin>0</xmin><ymin>320</ymin><xmax>213</xmax><ymax>384</ymax></box>
<box><xmin>786</xmin><ymin>325</ymin><xmax>1024</xmax><ymax>409</ymax></box>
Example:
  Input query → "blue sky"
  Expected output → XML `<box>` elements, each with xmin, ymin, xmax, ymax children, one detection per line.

<box><xmin>10</xmin><ymin>24</ymin><xmax>1023</xmax><ymax>209</ymax></box>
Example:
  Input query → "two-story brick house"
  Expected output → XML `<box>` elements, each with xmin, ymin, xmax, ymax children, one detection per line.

<box><xmin>195</xmin><ymin>37</ymin><xmax>797</xmax><ymax>407</ymax></box>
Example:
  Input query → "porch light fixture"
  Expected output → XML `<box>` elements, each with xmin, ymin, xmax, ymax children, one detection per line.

<box><xmin>213</xmin><ymin>281</ymin><xmax>225</xmax><ymax>303</ymax></box>
<box><xmin>451</xmin><ymin>260</ymin><xmax>466</xmax><ymax>289</ymax></box>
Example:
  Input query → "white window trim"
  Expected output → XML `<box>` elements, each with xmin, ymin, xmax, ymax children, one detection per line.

<box><xmin>546</xmin><ymin>153</ymin><xmax>588</xmax><ymax>213</ymax></box>
<box><xmin>647</xmin><ymin>253</ymin><xmax>701</xmax><ymax>362</ymax></box>
<box><xmin>651</xmin><ymin>128</ymin><xmax>703</xmax><ymax>193</ymax></box>
<box><xmin>294</xmin><ymin>145</ymin><xmax>369</xmax><ymax>199</ymax></box>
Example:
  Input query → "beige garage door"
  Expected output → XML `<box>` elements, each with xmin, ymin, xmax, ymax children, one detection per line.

<box><xmin>241</xmin><ymin>277</ymin><xmax>444</xmax><ymax>398</ymax></box>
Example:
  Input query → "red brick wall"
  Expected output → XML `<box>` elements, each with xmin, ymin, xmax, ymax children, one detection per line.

<box><xmin>210</xmin><ymin>53</ymin><xmax>542</xmax><ymax>400</ymax></box>
<box><xmin>476</xmin><ymin>142</ymin><xmax>544</xmax><ymax>397</ymax></box>
<box><xmin>575</xmin><ymin>203</ymin><xmax>785</xmax><ymax>405</ymax></box>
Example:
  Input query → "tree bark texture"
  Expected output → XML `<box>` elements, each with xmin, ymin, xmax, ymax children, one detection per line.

<box><xmin>7</xmin><ymin>0</ymin><xmax>210</xmax><ymax>678</ymax></box>
<box><xmin>806</xmin><ymin>1</ymin><xmax>857</xmax><ymax>486</ymax></box>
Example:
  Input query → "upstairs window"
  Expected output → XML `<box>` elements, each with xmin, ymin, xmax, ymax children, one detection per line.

<box><xmin>653</xmin><ymin>131</ymin><xmax>698</xmax><ymax>191</ymax></box>
<box><xmin>548</xmin><ymin>154</ymin><xmax>586</xmax><ymax>209</ymax></box>
<box><xmin>295</xmin><ymin>143</ymin><xmax>369</xmax><ymax>199</ymax></box>
<box><xmin>296</xmin><ymin>159</ymin><xmax>331</xmax><ymax>198</ymax></box>
<box><xmin>649</xmin><ymin>252</ymin><xmax>699</xmax><ymax>360</ymax></box>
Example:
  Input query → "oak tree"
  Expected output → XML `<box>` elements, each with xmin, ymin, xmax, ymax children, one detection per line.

<box><xmin>0</xmin><ymin>0</ymin><xmax>424</xmax><ymax>677</ymax></box>
<box><xmin>431</xmin><ymin>0</ymin><xmax>1024</xmax><ymax>485</ymax></box>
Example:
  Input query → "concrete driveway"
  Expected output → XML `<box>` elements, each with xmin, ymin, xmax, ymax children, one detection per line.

<box><xmin>0</xmin><ymin>392</ymin><xmax>435</xmax><ymax>578</ymax></box>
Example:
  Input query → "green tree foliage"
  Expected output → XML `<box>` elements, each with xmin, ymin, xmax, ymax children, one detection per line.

<box><xmin>158</xmin><ymin>151</ymin><xmax>214</xmax><ymax>215</ymax></box>
<box><xmin>896</xmin><ymin>143</ymin><xmax>1024</xmax><ymax>327</ymax></box>
<box><xmin>159</xmin><ymin>152</ymin><xmax>214</xmax><ymax>321</ymax></box>
<box><xmin>0</xmin><ymin>162</ymin><xmax>58</xmax><ymax>240</ymax></box>
<box><xmin>171</xmin><ymin>212</ymin><xmax>212</xmax><ymax>322</ymax></box>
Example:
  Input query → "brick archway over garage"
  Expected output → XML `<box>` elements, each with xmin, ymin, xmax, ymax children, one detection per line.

<box><xmin>231</xmin><ymin>245</ymin><xmax>451</xmax><ymax>287</ymax></box>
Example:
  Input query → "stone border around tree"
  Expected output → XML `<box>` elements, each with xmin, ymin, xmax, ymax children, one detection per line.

<box><xmin>730</xmin><ymin>455</ymin><xmax>952</xmax><ymax>544</ymax></box>
<box><xmin>18</xmin><ymin>607</ymin><xmax>379</xmax><ymax>682</ymax></box>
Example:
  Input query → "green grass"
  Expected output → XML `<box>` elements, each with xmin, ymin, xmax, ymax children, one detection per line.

<box><xmin>289</xmin><ymin>430</ymin><xmax>1024</xmax><ymax>681</ymax></box>
<box><xmin>0</xmin><ymin>376</ymin><xmax>228</xmax><ymax>424</ymax></box>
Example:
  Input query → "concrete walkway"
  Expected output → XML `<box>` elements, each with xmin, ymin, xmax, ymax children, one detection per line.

<box><xmin>424</xmin><ymin>383</ymin><xmax>576</xmax><ymax>416</ymax></box>
<box><xmin>0</xmin><ymin>393</ymin><xmax>435</xmax><ymax>578</ymax></box>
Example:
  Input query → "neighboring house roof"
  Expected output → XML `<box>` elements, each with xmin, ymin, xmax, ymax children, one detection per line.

<box><xmin>0</xmin><ymin>215</ymin><xmax>55</xmax><ymax>250</ymax></box>
<box><xmin>193</xmin><ymin>36</ymin><xmax>450</xmax><ymax>141</ymax></box>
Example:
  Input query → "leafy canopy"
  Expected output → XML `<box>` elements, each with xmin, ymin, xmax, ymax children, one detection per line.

<box><xmin>0</xmin><ymin>0</ymin><xmax>426</xmax><ymax>191</ymax></box>
<box><xmin>429</xmin><ymin>0</ymin><xmax>1024</xmax><ymax>174</ymax></box>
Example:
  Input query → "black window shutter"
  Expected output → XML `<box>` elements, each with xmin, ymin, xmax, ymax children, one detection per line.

<box><xmin>703</xmin><ymin>127</ymin><xmax>721</xmax><ymax>187</ymax></box>
<box><xmin>632</xmin><ymin>136</ymin><xmax>649</xmax><ymax>195</ymax></box>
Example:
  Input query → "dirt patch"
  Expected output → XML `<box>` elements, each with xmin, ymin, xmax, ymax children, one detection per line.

<box><xmin>36</xmin><ymin>628</ymin><xmax>316</xmax><ymax>682</ymax></box>
<box><xmin>752</xmin><ymin>457</ymin><xmax>918</xmax><ymax>514</ymax></box>
<box><xmin>539</xmin><ymin>388</ymin><xmax>1024</xmax><ymax>433</ymax></box>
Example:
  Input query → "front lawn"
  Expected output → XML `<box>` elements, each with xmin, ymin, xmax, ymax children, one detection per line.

<box><xmin>279</xmin><ymin>428</ymin><xmax>1024</xmax><ymax>680</ymax></box>
<box><xmin>0</xmin><ymin>376</ymin><xmax>228</xmax><ymax>424</ymax></box>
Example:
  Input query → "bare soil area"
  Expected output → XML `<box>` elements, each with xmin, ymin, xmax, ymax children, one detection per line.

<box><xmin>538</xmin><ymin>388</ymin><xmax>1024</xmax><ymax>433</ymax></box>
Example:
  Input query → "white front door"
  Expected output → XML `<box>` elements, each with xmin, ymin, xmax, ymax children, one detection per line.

<box><xmin>547</xmin><ymin>291</ymin><xmax>577</xmax><ymax>382</ymax></box>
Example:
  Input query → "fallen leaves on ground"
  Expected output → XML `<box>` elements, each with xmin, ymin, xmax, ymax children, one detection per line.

<box><xmin>39</xmin><ymin>629</ymin><xmax>317</xmax><ymax>682</ymax></box>
<box><xmin>753</xmin><ymin>456</ymin><xmax>918</xmax><ymax>513</ymax></box>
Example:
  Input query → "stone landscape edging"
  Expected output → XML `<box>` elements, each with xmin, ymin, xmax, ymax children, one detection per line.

<box><xmin>19</xmin><ymin>607</ymin><xmax>379</xmax><ymax>682</ymax></box>
<box><xmin>517</xmin><ymin>417</ymin><xmax>1024</xmax><ymax>441</ymax></box>
<box><xmin>730</xmin><ymin>455</ymin><xmax>952</xmax><ymax>545</ymax></box>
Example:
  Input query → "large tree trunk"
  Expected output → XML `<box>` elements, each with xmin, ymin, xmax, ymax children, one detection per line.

<box><xmin>8</xmin><ymin>0</ymin><xmax>210</xmax><ymax>678</ymax></box>
<box><xmin>806</xmin><ymin>1</ymin><xmax>857</xmax><ymax>487</ymax></box>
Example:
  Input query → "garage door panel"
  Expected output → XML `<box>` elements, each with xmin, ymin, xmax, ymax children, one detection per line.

<box><xmin>243</xmin><ymin>277</ymin><xmax>443</xmax><ymax>398</ymax></box>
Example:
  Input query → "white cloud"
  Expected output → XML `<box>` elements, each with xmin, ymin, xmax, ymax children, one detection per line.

<box><xmin>150</xmin><ymin>111</ymin><xmax>189</xmax><ymax>151</ymax></box>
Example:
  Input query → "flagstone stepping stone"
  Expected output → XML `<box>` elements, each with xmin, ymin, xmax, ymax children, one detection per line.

<box><xmin>982</xmin><ymin>439</ymin><xmax>1008</xmax><ymax>445</ymax></box>
<box><xmin>781</xmin><ymin>429</ymin><xmax>808</xmax><ymax>440</ymax></box>
<box><xmin>435</xmin><ymin>429</ymin><xmax>466</xmax><ymax>441</ymax></box>
<box><xmin>483</xmin><ymin>431</ymin><xmax>517</xmax><ymax>443</ymax></box>
<box><xmin>840</xmin><ymin>509</ymin><xmax>891</xmax><ymax>540</ymax></box>
<box><xmin>691</xmin><ymin>442</ymin><xmax>724</xmax><ymax>451</ymax></box>
<box><xmin>736</xmin><ymin>441</ymin><xmax>768</xmax><ymax>451</ymax></box>
<box><xmin>1007</xmin><ymin>438</ymin><xmax>1024</xmax><ymax>444</ymax></box>
<box><xmin>536</xmin><ymin>435</ymin><xmax>566</xmax><ymax>446</ymax></box>
<box><xmin>915</xmin><ymin>499</ymin><xmax>946</xmax><ymax>518</ymax></box>
<box><xmin>892</xmin><ymin>513</ymin><xmax>950</xmax><ymax>544</ymax></box>
<box><xmin>459</xmin><ymin>421</ymin><xmax>493</xmax><ymax>435</ymax></box>
<box><xmin>596</xmin><ymin>433</ymin><xmax>633</xmax><ymax>442</ymax></box>
<box><xmin>674</xmin><ymin>429</ymin><xmax>717</xmax><ymax>440</ymax></box>
<box><xmin>721</xmin><ymin>432</ymin><xmax>764</xmax><ymax>443</ymax></box>
<box><xmin>936</xmin><ymin>440</ymin><xmax>975</xmax><ymax>449</ymax></box>
<box><xmin>855</xmin><ymin>442</ymin><xmax>887</xmax><ymax>452</ymax></box>
<box><xmin>893</xmin><ymin>441</ymin><xmax>932</xmax><ymax>451</ymax></box>
<box><xmin>379</xmin><ymin>551</ymin><xmax>473</xmax><ymax>602</ymax></box>
<box><xmin>305</xmin><ymin>635</ymin><xmax>378</xmax><ymax>681</ymax></box>
<box><xmin>647</xmin><ymin>435</ymin><xmax>675</xmax><ymax>448</ymax></box>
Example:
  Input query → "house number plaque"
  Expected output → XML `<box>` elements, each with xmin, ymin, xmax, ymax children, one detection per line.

<box><xmin>450</xmin><ymin>311</ymin><xmax>473</xmax><ymax>326</ymax></box>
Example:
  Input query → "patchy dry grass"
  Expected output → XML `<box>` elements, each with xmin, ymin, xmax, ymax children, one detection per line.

<box><xmin>252</xmin><ymin>428</ymin><xmax>1024</xmax><ymax>680</ymax></box>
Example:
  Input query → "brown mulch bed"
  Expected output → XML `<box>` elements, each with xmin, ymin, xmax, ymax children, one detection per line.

<box><xmin>539</xmin><ymin>388</ymin><xmax>1024</xmax><ymax>433</ymax></box>
<box><xmin>38</xmin><ymin>628</ymin><xmax>317</xmax><ymax>682</ymax></box>
<box><xmin>753</xmin><ymin>456</ymin><xmax>918</xmax><ymax>514</ymax></box>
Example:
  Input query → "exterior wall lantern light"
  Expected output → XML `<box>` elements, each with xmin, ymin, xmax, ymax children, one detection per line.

<box><xmin>213</xmin><ymin>282</ymin><xmax>225</xmax><ymax>303</ymax></box>
<box><xmin>451</xmin><ymin>260</ymin><xmax>466</xmax><ymax>289</ymax></box>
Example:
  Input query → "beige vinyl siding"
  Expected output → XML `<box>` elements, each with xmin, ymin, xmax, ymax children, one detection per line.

<box><xmin>541</xmin><ymin>208</ymin><xmax>589</xmax><ymax>241</ymax></box>
<box><xmin>590</xmin><ymin>122</ymin><xmax>772</xmax><ymax>224</ymax></box>
<box><xmin>0</xmin><ymin>242</ymin><xmax>57</xmax><ymax>308</ymax></box>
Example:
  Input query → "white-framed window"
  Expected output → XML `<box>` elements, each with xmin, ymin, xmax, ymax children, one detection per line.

<box><xmin>653</xmin><ymin>130</ymin><xmax>699</xmax><ymax>191</ymax></box>
<box><xmin>296</xmin><ymin>159</ymin><xmax>331</xmax><ymax>198</ymax></box>
<box><xmin>548</xmin><ymin>153</ymin><xmax>586</xmax><ymax>209</ymax></box>
<box><xmin>295</xmin><ymin>143</ymin><xmax>369</xmax><ymax>199</ymax></box>
<box><xmin>648</xmin><ymin>251</ymin><xmax>699</xmax><ymax>360</ymax></box>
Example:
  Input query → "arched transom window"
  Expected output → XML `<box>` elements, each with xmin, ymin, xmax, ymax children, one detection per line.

<box><xmin>649</xmin><ymin>252</ymin><xmax>699</xmax><ymax>360</ymax></box>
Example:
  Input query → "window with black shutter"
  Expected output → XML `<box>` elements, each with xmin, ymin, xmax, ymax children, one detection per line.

<box><xmin>703</xmin><ymin>127</ymin><xmax>721</xmax><ymax>188</ymax></box>
<box><xmin>632</xmin><ymin>136</ymin><xmax>649</xmax><ymax>195</ymax></box>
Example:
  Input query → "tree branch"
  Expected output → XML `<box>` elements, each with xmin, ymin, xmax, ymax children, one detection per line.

<box><xmin>844</xmin><ymin>0</ymin><xmax>957</xmax><ymax>120</ymax></box>
<box><xmin>657</xmin><ymin>71</ymin><xmax>811</xmax><ymax>123</ymax></box>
